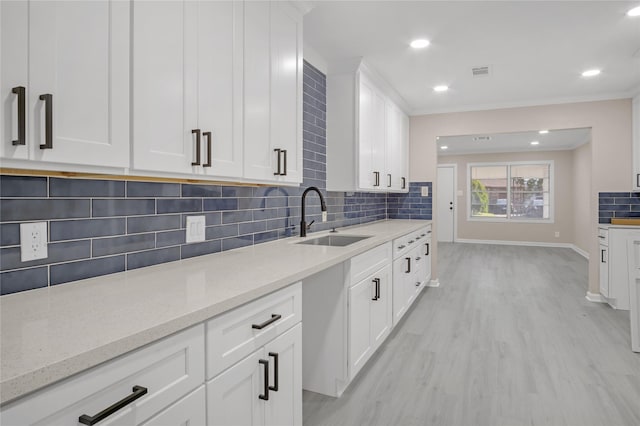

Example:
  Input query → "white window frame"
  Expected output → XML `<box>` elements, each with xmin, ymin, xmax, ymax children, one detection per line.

<box><xmin>467</xmin><ymin>160</ymin><xmax>555</xmax><ymax>224</ymax></box>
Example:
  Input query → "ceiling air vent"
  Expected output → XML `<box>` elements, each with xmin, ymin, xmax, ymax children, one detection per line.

<box><xmin>473</xmin><ymin>136</ymin><xmax>492</xmax><ymax>142</ymax></box>
<box><xmin>471</xmin><ymin>65</ymin><xmax>491</xmax><ymax>77</ymax></box>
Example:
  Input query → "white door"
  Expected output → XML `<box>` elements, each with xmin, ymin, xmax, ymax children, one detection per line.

<box><xmin>198</xmin><ymin>1</ymin><xmax>243</xmax><ymax>178</ymax></box>
<box><xmin>1</xmin><ymin>0</ymin><xmax>29</xmax><ymax>160</ymax></box>
<box><xmin>348</xmin><ymin>277</ymin><xmax>373</xmax><ymax>378</ymax></box>
<box><xmin>143</xmin><ymin>386</ymin><xmax>206</xmax><ymax>426</ymax></box>
<box><xmin>29</xmin><ymin>0</ymin><xmax>129</xmax><ymax>167</ymax></box>
<box><xmin>437</xmin><ymin>165</ymin><xmax>456</xmax><ymax>242</ymax></box>
<box><xmin>244</xmin><ymin>1</ymin><xmax>302</xmax><ymax>184</ymax></box>
<box><xmin>207</xmin><ymin>349</ymin><xmax>265</xmax><ymax>426</ymax></box>
<box><xmin>133</xmin><ymin>0</ymin><xmax>198</xmax><ymax>174</ymax></box>
<box><xmin>370</xmin><ymin>265</ymin><xmax>392</xmax><ymax>349</ymax></box>
<box><xmin>264</xmin><ymin>324</ymin><xmax>302</xmax><ymax>426</ymax></box>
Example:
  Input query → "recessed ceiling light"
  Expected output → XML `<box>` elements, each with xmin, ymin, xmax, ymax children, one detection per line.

<box><xmin>410</xmin><ymin>39</ymin><xmax>430</xmax><ymax>49</ymax></box>
<box><xmin>627</xmin><ymin>6</ymin><xmax>640</xmax><ymax>16</ymax></box>
<box><xmin>539</xmin><ymin>130</ymin><xmax>549</xmax><ymax>134</ymax></box>
<box><xmin>440</xmin><ymin>145</ymin><xmax>448</xmax><ymax>150</ymax></box>
<box><xmin>434</xmin><ymin>85</ymin><xmax>449</xmax><ymax>92</ymax></box>
<box><xmin>530</xmin><ymin>141</ymin><xmax>540</xmax><ymax>146</ymax></box>
<box><xmin>582</xmin><ymin>69</ymin><xmax>601</xmax><ymax>77</ymax></box>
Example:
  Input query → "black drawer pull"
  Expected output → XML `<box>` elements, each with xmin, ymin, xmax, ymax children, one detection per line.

<box><xmin>405</xmin><ymin>257</ymin><xmax>411</xmax><ymax>273</ymax></box>
<box><xmin>12</xmin><ymin>86</ymin><xmax>26</xmax><ymax>146</ymax></box>
<box><xmin>416</xmin><ymin>281</ymin><xmax>421</xmax><ymax>287</ymax></box>
<box><xmin>274</xmin><ymin>148</ymin><xmax>282</xmax><ymax>175</ymax></box>
<box><xmin>281</xmin><ymin>149</ymin><xmax>287</xmax><ymax>176</ymax></box>
<box><xmin>252</xmin><ymin>314</ymin><xmax>282</xmax><ymax>330</ymax></box>
<box><xmin>601</xmin><ymin>249</ymin><xmax>606</xmax><ymax>263</ymax></box>
<box><xmin>416</xmin><ymin>256</ymin><xmax>421</xmax><ymax>261</ymax></box>
<box><xmin>373</xmin><ymin>171</ymin><xmax>380</xmax><ymax>187</ymax></box>
<box><xmin>259</xmin><ymin>359</ymin><xmax>269</xmax><ymax>400</ymax></box>
<box><xmin>191</xmin><ymin>129</ymin><xmax>201</xmax><ymax>165</ymax></box>
<box><xmin>203</xmin><ymin>131</ymin><xmax>212</xmax><ymax>167</ymax></box>
<box><xmin>372</xmin><ymin>278</ymin><xmax>380</xmax><ymax>301</ymax></box>
<box><xmin>387</xmin><ymin>174</ymin><xmax>392</xmax><ymax>187</ymax></box>
<box><xmin>425</xmin><ymin>243</ymin><xmax>430</xmax><ymax>256</ymax></box>
<box><xmin>78</xmin><ymin>385</ymin><xmax>147</xmax><ymax>425</ymax></box>
<box><xmin>408</xmin><ymin>240</ymin><xmax>415</xmax><ymax>244</ymax></box>
<box><xmin>268</xmin><ymin>352</ymin><xmax>279</xmax><ymax>391</ymax></box>
<box><xmin>39</xmin><ymin>94</ymin><xmax>53</xmax><ymax>149</ymax></box>
<box><xmin>401</xmin><ymin>177</ymin><xmax>406</xmax><ymax>189</ymax></box>
<box><xmin>398</xmin><ymin>245</ymin><xmax>406</xmax><ymax>249</ymax></box>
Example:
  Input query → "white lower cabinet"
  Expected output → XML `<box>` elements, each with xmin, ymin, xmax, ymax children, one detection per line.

<box><xmin>392</xmin><ymin>226</ymin><xmax>430</xmax><ymax>325</ymax></box>
<box><xmin>0</xmin><ymin>325</ymin><xmax>205</xmax><ymax>426</ymax></box>
<box><xmin>207</xmin><ymin>324</ymin><xmax>302</xmax><ymax>426</ymax></box>
<box><xmin>348</xmin><ymin>264</ymin><xmax>392</xmax><ymax>379</ymax></box>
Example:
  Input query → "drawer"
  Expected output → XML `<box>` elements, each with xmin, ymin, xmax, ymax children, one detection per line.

<box><xmin>206</xmin><ymin>282</ymin><xmax>301</xmax><ymax>379</ymax></box>
<box><xmin>598</xmin><ymin>227</ymin><xmax>609</xmax><ymax>246</ymax></box>
<box><xmin>349</xmin><ymin>242</ymin><xmax>392</xmax><ymax>285</ymax></box>
<box><xmin>1</xmin><ymin>325</ymin><xmax>205</xmax><ymax>426</ymax></box>
<box><xmin>393</xmin><ymin>235</ymin><xmax>411</xmax><ymax>258</ymax></box>
<box><xmin>393</xmin><ymin>226</ymin><xmax>431</xmax><ymax>259</ymax></box>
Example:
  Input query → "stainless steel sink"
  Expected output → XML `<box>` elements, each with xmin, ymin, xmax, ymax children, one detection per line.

<box><xmin>296</xmin><ymin>235</ymin><xmax>371</xmax><ymax>247</ymax></box>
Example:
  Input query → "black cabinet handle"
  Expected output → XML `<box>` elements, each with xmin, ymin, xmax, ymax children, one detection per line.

<box><xmin>373</xmin><ymin>171</ymin><xmax>380</xmax><ymax>187</ymax></box>
<box><xmin>78</xmin><ymin>385</ymin><xmax>147</xmax><ymax>425</ymax></box>
<box><xmin>401</xmin><ymin>177</ymin><xmax>406</xmax><ymax>189</ymax></box>
<box><xmin>203</xmin><ymin>131</ymin><xmax>212</xmax><ymax>167</ymax></box>
<box><xmin>637</xmin><ymin>173</ymin><xmax>640</xmax><ymax>188</ymax></box>
<box><xmin>274</xmin><ymin>148</ymin><xmax>282</xmax><ymax>175</ymax></box>
<box><xmin>416</xmin><ymin>281</ymin><xmax>421</xmax><ymax>287</ymax></box>
<box><xmin>12</xmin><ymin>86</ymin><xmax>26</xmax><ymax>146</ymax></box>
<box><xmin>282</xmin><ymin>149</ymin><xmax>287</xmax><ymax>176</ymax></box>
<box><xmin>420</xmin><ymin>233</ymin><xmax>426</xmax><ymax>237</ymax></box>
<box><xmin>252</xmin><ymin>314</ymin><xmax>281</xmax><ymax>330</ymax></box>
<box><xmin>191</xmin><ymin>129</ymin><xmax>201</xmax><ymax>165</ymax></box>
<box><xmin>39</xmin><ymin>94</ymin><xmax>53</xmax><ymax>149</ymax></box>
<box><xmin>416</xmin><ymin>256</ymin><xmax>422</xmax><ymax>261</ymax></box>
<box><xmin>372</xmin><ymin>278</ymin><xmax>380</xmax><ymax>301</ymax></box>
<box><xmin>415</xmin><ymin>236</ymin><xmax>421</xmax><ymax>240</ymax></box>
<box><xmin>258</xmin><ymin>359</ymin><xmax>269</xmax><ymax>400</ymax></box>
<box><xmin>425</xmin><ymin>243</ymin><xmax>430</xmax><ymax>256</ymax></box>
<box><xmin>387</xmin><ymin>174</ymin><xmax>392</xmax><ymax>187</ymax></box>
<box><xmin>268</xmin><ymin>352</ymin><xmax>279</xmax><ymax>392</ymax></box>
<box><xmin>405</xmin><ymin>257</ymin><xmax>411</xmax><ymax>273</ymax></box>
<box><xmin>601</xmin><ymin>249</ymin><xmax>606</xmax><ymax>263</ymax></box>
<box><xmin>408</xmin><ymin>240</ymin><xmax>415</xmax><ymax>244</ymax></box>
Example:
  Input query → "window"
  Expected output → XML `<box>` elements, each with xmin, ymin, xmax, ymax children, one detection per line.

<box><xmin>468</xmin><ymin>161</ymin><xmax>553</xmax><ymax>221</ymax></box>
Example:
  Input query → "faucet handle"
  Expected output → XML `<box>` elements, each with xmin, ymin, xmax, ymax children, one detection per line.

<box><xmin>306</xmin><ymin>220</ymin><xmax>315</xmax><ymax>230</ymax></box>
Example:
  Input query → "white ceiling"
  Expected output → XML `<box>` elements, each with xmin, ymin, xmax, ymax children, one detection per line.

<box><xmin>304</xmin><ymin>1</ymin><xmax>640</xmax><ymax>115</ymax></box>
<box><xmin>437</xmin><ymin>127</ymin><xmax>591</xmax><ymax>156</ymax></box>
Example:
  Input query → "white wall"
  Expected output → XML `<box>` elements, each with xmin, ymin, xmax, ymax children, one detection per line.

<box><xmin>411</xmin><ymin>99</ymin><xmax>632</xmax><ymax>293</ymax></box>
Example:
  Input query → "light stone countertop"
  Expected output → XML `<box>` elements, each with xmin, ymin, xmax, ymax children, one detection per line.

<box><xmin>0</xmin><ymin>219</ymin><xmax>431</xmax><ymax>405</ymax></box>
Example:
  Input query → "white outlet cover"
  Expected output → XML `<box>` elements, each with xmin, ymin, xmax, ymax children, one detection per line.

<box><xmin>421</xmin><ymin>186</ymin><xmax>429</xmax><ymax>197</ymax></box>
<box><xmin>186</xmin><ymin>216</ymin><xmax>206</xmax><ymax>243</ymax></box>
<box><xmin>20</xmin><ymin>222</ymin><xmax>48</xmax><ymax>262</ymax></box>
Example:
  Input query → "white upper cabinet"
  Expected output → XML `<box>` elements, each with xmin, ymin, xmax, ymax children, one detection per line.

<box><xmin>243</xmin><ymin>1</ymin><xmax>303</xmax><ymax>185</ymax></box>
<box><xmin>1</xmin><ymin>0</ymin><xmax>130</xmax><ymax>168</ymax></box>
<box><xmin>633</xmin><ymin>95</ymin><xmax>640</xmax><ymax>191</ymax></box>
<box><xmin>327</xmin><ymin>61</ymin><xmax>409</xmax><ymax>193</ymax></box>
<box><xmin>132</xmin><ymin>1</ymin><xmax>243</xmax><ymax>178</ymax></box>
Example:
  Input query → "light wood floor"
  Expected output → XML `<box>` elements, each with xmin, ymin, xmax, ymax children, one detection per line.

<box><xmin>303</xmin><ymin>243</ymin><xmax>640</xmax><ymax>426</ymax></box>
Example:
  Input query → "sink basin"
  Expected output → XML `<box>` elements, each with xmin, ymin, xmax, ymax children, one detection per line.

<box><xmin>297</xmin><ymin>235</ymin><xmax>371</xmax><ymax>247</ymax></box>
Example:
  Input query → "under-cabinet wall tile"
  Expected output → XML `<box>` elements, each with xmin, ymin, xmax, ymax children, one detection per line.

<box><xmin>127</xmin><ymin>181</ymin><xmax>181</xmax><ymax>198</ymax></box>
<box><xmin>0</xmin><ymin>267</ymin><xmax>49</xmax><ymax>295</ymax></box>
<box><xmin>0</xmin><ymin>175</ymin><xmax>48</xmax><ymax>197</ymax></box>
<box><xmin>50</xmin><ymin>178</ymin><xmax>124</xmax><ymax>198</ymax></box>
<box><xmin>1</xmin><ymin>199</ymin><xmax>90</xmax><ymax>221</ymax></box>
<box><xmin>50</xmin><ymin>218</ymin><xmax>126</xmax><ymax>241</ymax></box>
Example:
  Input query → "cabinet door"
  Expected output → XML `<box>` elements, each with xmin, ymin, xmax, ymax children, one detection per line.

<box><xmin>633</xmin><ymin>95</ymin><xmax>640</xmax><ymax>190</ymax></box>
<box><xmin>1</xmin><ymin>0</ymin><xmax>29</xmax><ymax>160</ymax></box>
<box><xmin>424</xmin><ymin>237</ymin><xmax>432</xmax><ymax>283</ymax></box>
<box><xmin>399</xmin><ymin>111</ymin><xmax>410</xmax><ymax>191</ymax></box>
<box><xmin>348</xmin><ymin>277</ymin><xmax>374</xmax><ymax>378</ymax></box>
<box><xmin>599</xmin><ymin>244</ymin><xmax>609</xmax><ymax>298</ymax></box>
<box><xmin>244</xmin><ymin>1</ymin><xmax>302</xmax><ymax>184</ymax></box>
<box><xmin>133</xmin><ymin>0</ymin><xmax>198</xmax><ymax>174</ymax></box>
<box><xmin>142</xmin><ymin>386</ymin><xmax>206</xmax><ymax>426</ymax></box>
<box><xmin>358</xmin><ymin>75</ymin><xmax>385</xmax><ymax>190</ymax></box>
<box><xmin>29</xmin><ymin>0</ymin><xmax>129</xmax><ymax>167</ymax></box>
<box><xmin>264</xmin><ymin>324</ymin><xmax>302</xmax><ymax>426</ymax></box>
<box><xmin>370</xmin><ymin>265</ymin><xmax>392</xmax><ymax>350</ymax></box>
<box><xmin>207</xmin><ymin>349</ymin><xmax>265</xmax><ymax>426</ymax></box>
<box><xmin>197</xmin><ymin>1</ymin><xmax>243</xmax><ymax>178</ymax></box>
<box><xmin>385</xmin><ymin>102</ymin><xmax>403</xmax><ymax>191</ymax></box>
<box><xmin>392</xmin><ymin>254</ymin><xmax>411</xmax><ymax>325</ymax></box>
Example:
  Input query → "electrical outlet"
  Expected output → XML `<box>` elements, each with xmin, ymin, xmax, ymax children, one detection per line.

<box><xmin>555</xmin><ymin>231</ymin><xmax>560</xmax><ymax>238</ymax></box>
<box><xmin>20</xmin><ymin>222</ymin><xmax>48</xmax><ymax>262</ymax></box>
<box><xmin>421</xmin><ymin>186</ymin><xmax>429</xmax><ymax>197</ymax></box>
<box><xmin>186</xmin><ymin>216</ymin><xmax>206</xmax><ymax>243</ymax></box>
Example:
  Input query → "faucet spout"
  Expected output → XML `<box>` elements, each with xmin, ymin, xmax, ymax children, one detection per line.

<box><xmin>300</xmin><ymin>186</ymin><xmax>327</xmax><ymax>237</ymax></box>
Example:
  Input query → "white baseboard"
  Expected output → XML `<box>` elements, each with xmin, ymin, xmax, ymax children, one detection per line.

<box><xmin>427</xmin><ymin>279</ymin><xmax>440</xmax><ymax>288</ymax></box>
<box><xmin>585</xmin><ymin>291</ymin><xmax>606</xmax><ymax>303</ymax></box>
<box><xmin>454</xmin><ymin>239</ymin><xmax>589</xmax><ymax>260</ymax></box>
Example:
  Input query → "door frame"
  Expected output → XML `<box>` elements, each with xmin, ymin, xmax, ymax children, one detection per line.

<box><xmin>437</xmin><ymin>163</ymin><xmax>457</xmax><ymax>243</ymax></box>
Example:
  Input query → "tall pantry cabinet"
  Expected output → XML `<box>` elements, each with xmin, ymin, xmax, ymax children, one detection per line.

<box><xmin>1</xmin><ymin>0</ymin><xmax>130</xmax><ymax>167</ymax></box>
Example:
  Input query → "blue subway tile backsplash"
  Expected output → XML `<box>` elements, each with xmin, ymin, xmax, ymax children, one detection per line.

<box><xmin>0</xmin><ymin>60</ymin><xmax>433</xmax><ymax>295</ymax></box>
<box><xmin>598</xmin><ymin>192</ymin><xmax>640</xmax><ymax>223</ymax></box>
